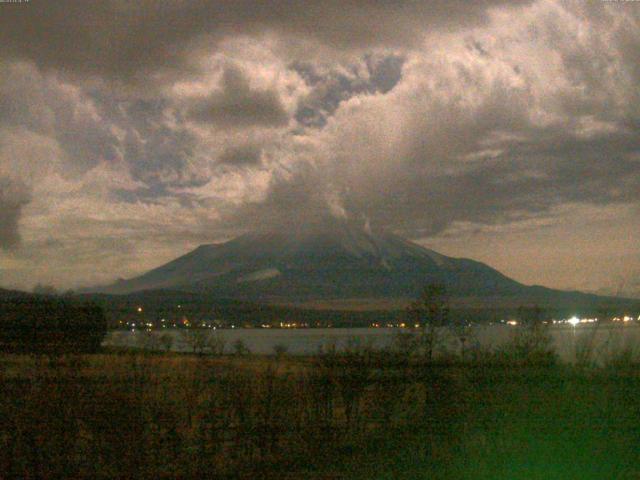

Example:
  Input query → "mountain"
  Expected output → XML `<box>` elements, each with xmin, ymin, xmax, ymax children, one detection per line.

<box><xmin>94</xmin><ymin>221</ymin><xmax>638</xmax><ymax>313</ymax></box>
<box><xmin>97</xmin><ymin>221</ymin><xmax>518</xmax><ymax>298</ymax></box>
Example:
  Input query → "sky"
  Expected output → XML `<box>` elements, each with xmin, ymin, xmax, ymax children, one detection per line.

<box><xmin>0</xmin><ymin>0</ymin><xmax>639</xmax><ymax>297</ymax></box>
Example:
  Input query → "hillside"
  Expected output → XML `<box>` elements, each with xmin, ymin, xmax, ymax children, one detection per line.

<box><xmin>93</xmin><ymin>221</ymin><xmax>637</xmax><ymax>313</ymax></box>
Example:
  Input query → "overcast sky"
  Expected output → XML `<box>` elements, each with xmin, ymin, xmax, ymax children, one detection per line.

<box><xmin>0</xmin><ymin>0</ymin><xmax>639</xmax><ymax>296</ymax></box>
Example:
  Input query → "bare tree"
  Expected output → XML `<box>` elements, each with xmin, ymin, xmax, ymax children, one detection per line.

<box><xmin>407</xmin><ymin>283</ymin><xmax>451</xmax><ymax>361</ymax></box>
<box><xmin>509</xmin><ymin>305</ymin><xmax>556</xmax><ymax>365</ymax></box>
<box><xmin>159</xmin><ymin>333</ymin><xmax>174</xmax><ymax>353</ymax></box>
<box><xmin>180</xmin><ymin>327</ymin><xmax>209</xmax><ymax>355</ymax></box>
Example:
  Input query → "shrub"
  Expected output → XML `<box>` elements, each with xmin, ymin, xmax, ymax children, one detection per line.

<box><xmin>496</xmin><ymin>324</ymin><xmax>557</xmax><ymax>366</ymax></box>
<box><xmin>232</xmin><ymin>339</ymin><xmax>250</xmax><ymax>356</ymax></box>
<box><xmin>273</xmin><ymin>343</ymin><xmax>288</xmax><ymax>358</ymax></box>
<box><xmin>159</xmin><ymin>333</ymin><xmax>174</xmax><ymax>352</ymax></box>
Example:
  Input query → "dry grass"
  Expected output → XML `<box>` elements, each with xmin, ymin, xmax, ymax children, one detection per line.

<box><xmin>1</xmin><ymin>337</ymin><xmax>639</xmax><ymax>479</ymax></box>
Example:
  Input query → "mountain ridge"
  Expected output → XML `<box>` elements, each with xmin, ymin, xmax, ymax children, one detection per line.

<box><xmin>90</xmin><ymin>222</ymin><xmax>637</xmax><ymax>312</ymax></box>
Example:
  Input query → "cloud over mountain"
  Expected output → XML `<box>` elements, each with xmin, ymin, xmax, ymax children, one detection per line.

<box><xmin>0</xmin><ymin>0</ymin><xmax>638</xmax><ymax>294</ymax></box>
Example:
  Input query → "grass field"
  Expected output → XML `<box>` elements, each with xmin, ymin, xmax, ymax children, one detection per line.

<box><xmin>1</xmin><ymin>338</ymin><xmax>639</xmax><ymax>479</ymax></box>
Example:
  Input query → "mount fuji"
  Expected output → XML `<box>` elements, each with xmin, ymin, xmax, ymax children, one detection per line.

<box><xmin>95</xmin><ymin>220</ymin><xmax>631</xmax><ymax>312</ymax></box>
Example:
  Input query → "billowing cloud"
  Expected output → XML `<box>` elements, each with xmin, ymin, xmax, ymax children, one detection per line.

<box><xmin>237</xmin><ymin>0</ymin><xmax>640</xmax><ymax>238</ymax></box>
<box><xmin>0</xmin><ymin>0</ymin><xmax>638</xmax><ymax>295</ymax></box>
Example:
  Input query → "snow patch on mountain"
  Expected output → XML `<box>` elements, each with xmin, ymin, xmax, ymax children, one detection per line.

<box><xmin>237</xmin><ymin>268</ymin><xmax>281</xmax><ymax>283</ymax></box>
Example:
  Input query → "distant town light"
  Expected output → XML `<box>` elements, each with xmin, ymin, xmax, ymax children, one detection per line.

<box><xmin>506</xmin><ymin>320</ymin><xmax>518</xmax><ymax>326</ymax></box>
<box><xmin>137</xmin><ymin>307</ymin><xmax>143</xmax><ymax>313</ymax></box>
<box><xmin>568</xmin><ymin>316</ymin><xmax>580</xmax><ymax>326</ymax></box>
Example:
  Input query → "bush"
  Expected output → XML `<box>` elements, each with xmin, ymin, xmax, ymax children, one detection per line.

<box><xmin>232</xmin><ymin>339</ymin><xmax>250</xmax><ymax>356</ymax></box>
<box><xmin>206</xmin><ymin>332</ymin><xmax>227</xmax><ymax>355</ymax></box>
<box><xmin>273</xmin><ymin>343</ymin><xmax>288</xmax><ymax>358</ymax></box>
<box><xmin>495</xmin><ymin>324</ymin><xmax>557</xmax><ymax>366</ymax></box>
<box><xmin>159</xmin><ymin>333</ymin><xmax>174</xmax><ymax>352</ymax></box>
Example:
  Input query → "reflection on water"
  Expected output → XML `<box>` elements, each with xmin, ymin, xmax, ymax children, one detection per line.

<box><xmin>104</xmin><ymin>323</ymin><xmax>640</xmax><ymax>363</ymax></box>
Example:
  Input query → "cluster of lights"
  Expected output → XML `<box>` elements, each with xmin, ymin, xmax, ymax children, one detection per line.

<box><xmin>369</xmin><ymin>322</ymin><xmax>422</xmax><ymax>328</ymax></box>
<box><xmin>123</xmin><ymin>320</ymin><xmax>157</xmax><ymax>332</ymax></box>
<box><xmin>560</xmin><ymin>316</ymin><xmax>598</xmax><ymax>326</ymax></box>
<box><xmin>278</xmin><ymin>322</ymin><xmax>309</xmax><ymax>328</ymax></box>
<box><xmin>567</xmin><ymin>316</ymin><xmax>580</xmax><ymax>326</ymax></box>
<box><xmin>501</xmin><ymin>315</ymin><xmax>640</xmax><ymax>327</ymax></box>
<box><xmin>125</xmin><ymin>304</ymin><xmax>639</xmax><ymax>331</ymax></box>
<box><xmin>612</xmin><ymin>315</ymin><xmax>638</xmax><ymax>323</ymax></box>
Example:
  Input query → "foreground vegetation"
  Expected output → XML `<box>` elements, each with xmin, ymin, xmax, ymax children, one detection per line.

<box><xmin>1</xmin><ymin>326</ymin><xmax>640</xmax><ymax>479</ymax></box>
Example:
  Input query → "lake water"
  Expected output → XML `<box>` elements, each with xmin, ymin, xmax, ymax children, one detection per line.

<box><xmin>104</xmin><ymin>323</ymin><xmax>640</xmax><ymax>363</ymax></box>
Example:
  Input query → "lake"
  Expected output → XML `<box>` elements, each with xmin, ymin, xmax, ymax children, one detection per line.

<box><xmin>103</xmin><ymin>323</ymin><xmax>640</xmax><ymax>363</ymax></box>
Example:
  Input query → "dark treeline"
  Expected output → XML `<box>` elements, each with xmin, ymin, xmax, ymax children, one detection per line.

<box><xmin>84</xmin><ymin>291</ymin><xmax>406</xmax><ymax>329</ymax></box>
<box><xmin>79</xmin><ymin>289</ymin><xmax>638</xmax><ymax>330</ymax></box>
<box><xmin>0</xmin><ymin>296</ymin><xmax>107</xmax><ymax>353</ymax></box>
<box><xmin>3</xmin><ymin>285</ymin><xmax>637</xmax><ymax>331</ymax></box>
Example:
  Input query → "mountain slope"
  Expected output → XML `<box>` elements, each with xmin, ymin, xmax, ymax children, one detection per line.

<box><xmin>98</xmin><ymin>223</ymin><xmax>519</xmax><ymax>298</ymax></box>
<box><xmin>91</xmin><ymin>221</ymin><xmax>638</xmax><ymax>313</ymax></box>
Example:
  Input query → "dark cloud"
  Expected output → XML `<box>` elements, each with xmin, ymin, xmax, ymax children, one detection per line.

<box><xmin>188</xmin><ymin>65</ymin><xmax>289</xmax><ymax>127</ymax></box>
<box><xmin>366</xmin><ymin>55</ymin><xmax>405</xmax><ymax>93</ymax></box>
<box><xmin>123</xmin><ymin>124</ymin><xmax>208</xmax><ymax>188</ymax></box>
<box><xmin>219</xmin><ymin>144</ymin><xmax>263</xmax><ymax>167</ymax></box>
<box><xmin>0</xmin><ymin>178</ymin><xmax>30</xmax><ymax>249</ymax></box>
<box><xmin>346</xmin><ymin>123</ymin><xmax>640</xmax><ymax>238</ymax></box>
<box><xmin>295</xmin><ymin>72</ymin><xmax>361</xmax><ymax>128</ymax></box>
<box><xmin>294</xmin><ymin>55</ymin><xmax>405</xmax><ymax>127</ymax></box>
<box><xmin>0</xmin><ymin>1</ymin><xmax>528</xmax><ymax>81</ymax></box>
